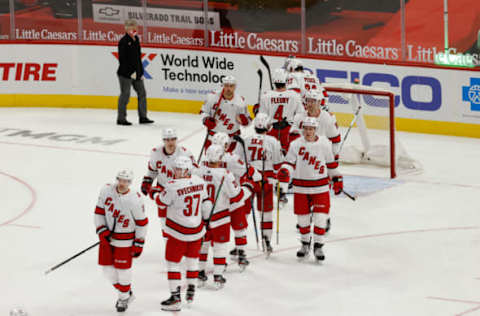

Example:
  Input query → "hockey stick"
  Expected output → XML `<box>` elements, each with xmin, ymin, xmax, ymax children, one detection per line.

<box><xmin>276</xmin><ymin>178</ymin><xmax>280</xmax><ymax>245</ymax></box>
<box><xmin>204</xmin><ymin>176</ymin><xmax>225</xmax><ymax>229</ymax></box>
<box><xmin>341</xmin><ymin>189</ymin><xmax>356</xmax><ymax>201</ymax></box>
<box><xmin>257</xmin><ymin>69</ymin><xmax>263</xmax><ymax>104</ymax></box>
<box><xmin>260</xmin><ymin>55</ymin><xmax>273</xmax><ymax>90</ymax></box>
<box><xmin>336</xmin><ymin>105</ymin><xmax>362</xmax><ymax>156</ymax></box>
<box><xmin>233</xmin><ymin>135</ymin><xmax>260</xmax><ymax>250</ymax></box>
<box><xmin>260</xmin><ymin>153</ymin><xmax>266</xmax><ymax>252</ymax></box>
<box><xmin>197</xmin><ymin>90</ymin><xmax>224</xmax><ymax>163</ymax></box>
<box><xmin>45</xmin><ymin>218</ymin><xmax>117</xmax><ymax>275</ymax></box>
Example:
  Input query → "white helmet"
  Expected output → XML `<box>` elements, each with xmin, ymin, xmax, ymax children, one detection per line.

<box><xmin>272</xmin><ymin>68</ymin><xmax>287</xmax><ymax>84</ymax></box>
<box><xmin>222</xmin><ymin>75</ymin><xmax>236</xmax><ymax>85</ymax></box>
<box><xmin>283</xmin><ymin>55</ymin><xmax>296</xmax><ymax>71</ymax></box>
<box><xmin>302</xmin><ymin>117</ymin><xmax>318</xmax><ymax>129</ymax></box>
<box><xmin>304</xmin><ymin>89</ymin><xmax>322</xmax><ymax>102</ymax></box>
<box><xmin>206</xmin><ymin>144</ymin><xmax>224</xmax><ymax>162</ymax></box>
<box><xmin>174</xmin><ymin>156</ymin><xmax>192</xmax><ymax>174</ymax></box>
<box><xmin>116</xmin><ymin>169</ymin><xmax>134</xmax><ymax>182</ymax></box>
<box><xmin>162</xmin><ymin>128</ymin><xmax>177</xmax><ymax>140</ymax></box>
<box><xmin>211</xmin><ymin>132</ymin><xmax>229</xmax><ymax>149</ymax></box>
<box><xmin>254</xmin><ymin>112</ymin><xmax>270</xmax><ymax>130</ymax></box>
<box><xmin>287</xmin><ymin>58</ymin><xmax>303</xmax><ymax>72</ymax></box>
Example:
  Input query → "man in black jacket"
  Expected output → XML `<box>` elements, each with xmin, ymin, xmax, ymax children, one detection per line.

<box><xmin>116</xmin><ymin>19</ymin><xmax>154</xmax><ymax>126</ymax></box>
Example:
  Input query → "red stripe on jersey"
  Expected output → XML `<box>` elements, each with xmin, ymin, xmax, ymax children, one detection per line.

<box><xmin>235</xmin><ymin>236</ymin><xmax>247</xmax><ymax>246</ymax></box>
<box><xmin>210</xmin><ymin>209</ymin><xmax>230</xmax><ymax>222</ymax></box>
<box><xmin>158</xmin><ymin>206</ymin><xmax>167</xmax><ymax>218</ymax></box>
<box><xmin>326</xmin><ymin>162</ymin><xmax>339</xmax><ymax>169</ymax></box>
<box><xmin>95</xmin><ymin>207</ymin><xmax>105</xmax><ymax>215</ymax></box>
<box><xmin>168</xmin><ymin>272</ymin><xmax>181</xmax><ymax>280</ymax></box>
<box><xmin>230</xmin><ymin>190</ymin><xmax>244</xmax><ymax>204</ymax></box>
<box><xmin>112</xmin><ymin>232</ymin><xmax>135</xmax><ymax>240</ymax></box>
<box><xmin>166</xmin><ymin>218</ymin><xmax>204</xmax><ymax>235</ymax></box>
<box><xmin>329</xmin><ymin>134</ymin><xmax>341</xmax><ymax>144</ymax></box>
<box><xmin>314</xmin><ymin>226</ymin><xmax>326</xmax><ymax>235</ymax></box>
<box><xmin>292</xmin><ymin>178</ymin><xmax>329</xmax><ymax>187</ymax></box>
<box><xmin>135</xmin><ymin>218</ymin><xmax>149</xmax><ymax>226</ymax></box>
<box><xmin>213</xmin><ymin>257</ymin><xmax>226</xmax><ymax>265</ymax></box>
<box><xmin>199</xmin><ymin>253</ymin><xmax>208</xmax><ymax>261</ymax></box>
<box><xmin>273</xmin><ymin>163</ymin><xmax>282</xmax><ymax>171</ymax></box>
<box><xmin>299</xmin><ymin>226</ymin><xmax>311</xmax><ymax>234</ymax></box>
<box><xmin>186</xmin><ymin>270</ymin><xmax>199</xmax><ymax>279</ymax></box>
<box><xmin>96</xmin><ymin>225</ymin><xmax>107</xmax><ymax>234</ymax></box>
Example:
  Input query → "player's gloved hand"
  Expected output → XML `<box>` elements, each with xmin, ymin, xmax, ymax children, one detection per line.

<box><xmin>253</xmin><ymin>104</ymin><xmax>260</xmax><ymax>116</ymax></box>
<box><xmin>332</xmin><ymin>176</ymin><xmax>343</xmax><ymax>195</ymax></box>
<box><xmin>279</xmin><ymin>181</ymin><xmax>289</xmax><ymax>195</ymax></box>
<box><xmin>277</xmin><ymin>168</ymin><xmax>290</xmax><ymax>183</ymax></box>
<box><xmin>149</xmin><ymin>185</ymin><xmax>164</xmax><ymax>200</ymax></box>
<box><xmin>236</xmin><ymin>114</ymin><xmax>250</xmax><ymax>126</ymax></box>
<box><xmin>203</xmin><ymin>116</ymin><xmax>217</xmax><ymax>130</ymax></box>
<box><xmin>132</xmin><ymin>239</ymin><xmax>144</xmax><ymax>258</ymax></box>
<box><xmin>98</xmin><ymin>228</ymin><xmax>111</xmax><ymax>244</ymax></box>
<box><xmin>141</xmin><ymin>177</ymin><xmax>153</xmax><ymax>196</ymax></box>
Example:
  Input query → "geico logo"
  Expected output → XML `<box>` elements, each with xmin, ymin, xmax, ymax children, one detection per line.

<box><xmin>316</xmin><ymin>69</ymin><xmax>442</xmax><ymax>112</ymax></box>
<box><xmin>0</xmin><ymin>63</ymin><xmax>58</xmax><ymax>81</ymax></box>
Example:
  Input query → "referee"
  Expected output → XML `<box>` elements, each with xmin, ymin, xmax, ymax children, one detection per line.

<box><xmin>116</xmin><ymin>19</ymin><xmax>154</xmax><ymax>126</ymax></box>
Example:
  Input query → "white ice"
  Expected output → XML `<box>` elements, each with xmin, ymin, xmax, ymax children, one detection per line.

<box><xmin>1</xmin><ymin>108</ymin><xmax>480</xmax><ymax>316</ymax></box>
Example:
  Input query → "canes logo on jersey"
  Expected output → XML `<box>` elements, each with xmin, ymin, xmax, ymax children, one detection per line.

<box><xmin>104</xmin><ymin>197</ymin><xmax>130</xmax><ymax>228</ymax></box>
<box><xmin>155</xmin><ymin>160</ymin><xmax>174</xmax><ymax>178</ymax></box>
<box><xmin>298</xmin><ymin>147</ymin><xmax>325</xmax><ymax>174</ymax></box>
<box><xmin>214</xmin><ymin>107</ymin><xmax>235</xmax><ymax>131</ymax></box>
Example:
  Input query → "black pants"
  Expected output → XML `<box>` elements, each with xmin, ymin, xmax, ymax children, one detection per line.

<box><xmin>117</xmin><ymin>75</ymin><xmax>147</xmax><ymax>121</ymax></box>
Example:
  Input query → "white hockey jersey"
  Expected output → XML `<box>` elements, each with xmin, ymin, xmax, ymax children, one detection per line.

<box><xmin>94</xmin><ymin>184</ymin><xmax>148</xmax><ymax>248</ymax></box>
<box><xmin>155</xmin><ymin>175</ymin><xmax>212</xmax><ymax>242</ymax></box>
<box><xmin>200</xmin><ymin>89</ymin><xmax>251</xmax><ymax>136</ymax></box>
<box><xmin>286</xmin><ymin>71</ymin><xmax>309</xmax><ymax>93</ymax></box>
<box><xmin>283</xmin><ymin>136</ymin><xmax>341</xmax><ymax>195</ymax></box>
<box><xmin>235</xmin><ymin>133</ymin><xmax>284</xmax><ymax>184</ymax></box>
<box><xmin>194</xmin><ymin>166</ymin><xmax>245</xmax><ymax>229</ymax></box>
<box><xmin>145</xmin><ymin>145</ymin><xmax>197</xmax><ymax>189</ymax></box>
<box><xmin>291</xmin><ymin>111</ymin><xmax>341</xmax><ymax>155</ymax></box>
<box><xmin>258</xmin><ymin>89</ymin><xmax>304</xmax><ymax>125</ymax></box>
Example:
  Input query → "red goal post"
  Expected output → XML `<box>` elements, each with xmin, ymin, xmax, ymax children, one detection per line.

<box><xmin>322</xmin><ymin>83</ymin><xmax>397</xmax><ymax>179</ymax></box>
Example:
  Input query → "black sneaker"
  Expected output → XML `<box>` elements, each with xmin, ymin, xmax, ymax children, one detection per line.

<box><xmin>117</xmin><ymin>120</ymin><xmax>132</xmax><ymax>126</ymax></box>
<box><xmin>139</xmin><ymin>117</ymin><xmax>154</xmax><ymax>124</ymax></box>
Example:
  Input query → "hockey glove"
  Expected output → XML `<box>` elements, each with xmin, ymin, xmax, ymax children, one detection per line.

<box><xmin>149</xmin><ymin>185</ymin><xmax>164</xmax><ymax>200</ymax></box>
<box><xmin>277</xmin><ymin>168</ymin><xmax>290</xmax><ymax>183</ymax></box>
<box><xmin>332</xmin><ymin>176</ymin><xmax>343</xmax><ymax>195</ymax></box>
<box><xmin>203</xmin><ymin>116</ymin><xmax>217</xmax><ymax>130</ymax></box>
<box><xmin>98</xmin><ymin>228</ymin><xmax>111</xmax><ymax>244</ymax></box>
<box><xmin>237</xmin><ymin>114</ymin><xmax>250</xmax><ymax>126</ymax></box>
<box><xmin>141</xmin><ymin>176</ymin><xmax>153</xmax><ymax>196</ymax></box>
<box><xmin>132</xmin><ymin>239</ymin><xmax>144</xmax><ymax>258</ymax></box>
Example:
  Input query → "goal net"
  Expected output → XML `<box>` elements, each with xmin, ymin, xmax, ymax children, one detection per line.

<box><xmin>323</xmin><ymin>83</ymin><xmax>421</xmax><ymax>179</ymax></box>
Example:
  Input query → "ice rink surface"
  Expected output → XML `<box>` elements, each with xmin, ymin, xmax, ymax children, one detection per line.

<box><xmin>1</xmin><ymin>108</ymin><xmax>480</xmax><ymax>316</ymax></box>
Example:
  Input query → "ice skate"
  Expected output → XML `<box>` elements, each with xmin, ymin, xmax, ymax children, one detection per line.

<box><xmin>161</xmin><ymin>287</ymin><xmax>181</xmax><ymax>311</ymax></box>
<box><xmin>238</xmin><ymin>249</ymin><xmax>249</xmax><ymax>271</ymax></box>
<box><xmin>296</xmin><ymin>241</ymin><xmax>311</xmax><ymax>261</ymax></box>
<box><xmin>313</xmin><ymin>243</ymin><xmax>325</xmax><ymax>262</ymax></box>
<box><xmin>198</xmin><ymin>270</ymin><xmax>207</xmax><ymax>288</ymax></box>
<box><xmin>229</xmin><ymin>248</ymin><xmax>239</xmax><ymax>261</ymax></box>
<box><xmin>186</xmin><ymin>284</ymin><xmax>195</xmax><ymax>304</ymax></box>
<box><xmin>213</xmin><ymin>274</ymin><xmax>226</xmax><ymax>290</ymax></box>
<box><xmin>264</xmin><ymin>238</ymin><xmax>273</xmax><ymax>258</ymax></box>
<box><xmin>115</xmin><ymin>291</ymin><xmax>135</xmax><ymax>312</ymax></box>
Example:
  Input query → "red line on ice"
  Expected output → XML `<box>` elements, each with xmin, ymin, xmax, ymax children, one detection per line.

<box><xmin>0</xmin><ymin>171</ymin><xmax>37</xmax><ymax>227</ymax></box>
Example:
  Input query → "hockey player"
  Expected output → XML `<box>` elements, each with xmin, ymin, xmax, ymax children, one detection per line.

<box><xmin>291</xmin><ymin>90</ymin><xmax>341</xmax><ymax>160</ymax></box>
<box><xmin>151</xmin><ymin>156</ymin><xmax>212</xmax><ymax>311</ymax></box>
<box><xmin>141</xmin><ymin>128</ymin><xmax>197</xmax><ymax>234</ymax></box>
<box><xmin>200</xmin><ymin>75</ymin><xmax>251</xmax><ymax>153</ymax></box>
<box><xmin>286</xmin><ymin>58</ymin><xmax>310</xmax><ymax>94</ymax></box>
<box><xmin>277</xmin><ymin>117</ymin><xmax>343</xmax><ymax>262</ymax></box>
<box><xmin>196</xmin><ymin>145</ymin><xmax>247</xmax><ymax>288</ymax></box>
<box><xmin>258</xmin><ymin>68</ymin><xmax>304</xmax><ymax>154</ymax></box>
<box><xmin>210</xmin><ymin>132</ymin><xmax>261</xmax><ymax>266</ymax></box>
<box><xmin>235</xmin><ymin>113</ymin><xmax>283</xmax><ymax>255</ymax></box>
<box><xmin>94</xmin><ymin>169</ymin><xmax>148</xmax><ymax>312</ymax></box>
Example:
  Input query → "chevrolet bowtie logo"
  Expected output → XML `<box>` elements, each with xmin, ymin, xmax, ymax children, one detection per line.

<box><xmin>99</xmin><ymin>7</ymin><xmax>120</xmax><ymax>17</ymax></box>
